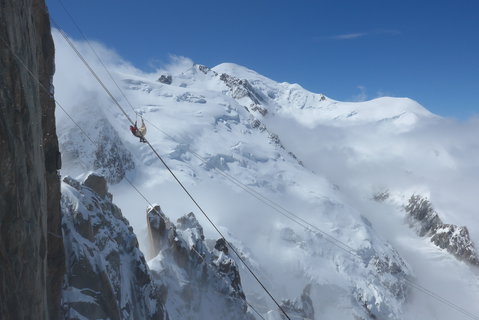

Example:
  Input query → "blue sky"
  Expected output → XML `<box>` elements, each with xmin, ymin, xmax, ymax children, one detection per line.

<box><xmin>46</xmin><ymin>0</ymin><xmax>478</xmax><ymax>119</ymax></box>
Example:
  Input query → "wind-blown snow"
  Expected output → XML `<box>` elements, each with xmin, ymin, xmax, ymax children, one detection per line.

<box><xmin>53</xmin><ymin>31</ymin><xmax>479</xmax><ymax>320</ymax></box>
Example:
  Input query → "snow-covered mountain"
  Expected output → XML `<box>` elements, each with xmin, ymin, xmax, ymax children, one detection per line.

<box><xmin>61</xmin><ymin>174</ymin><xmax>167</xmax><ymax>320</ymax></box>
<box><xmin>53</xmin><ymin>32</ymin><xmax>479</xmax><ymax>320</ymax></box>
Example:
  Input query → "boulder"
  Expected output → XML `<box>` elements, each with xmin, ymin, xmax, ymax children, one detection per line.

<box><xmin>158</xmin><ymin>74</ymin><xmax>172</xmax><ymax>85</ymax></box>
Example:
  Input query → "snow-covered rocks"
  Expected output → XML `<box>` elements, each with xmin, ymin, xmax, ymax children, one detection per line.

<box><xmin>61</xmin><ymin>175</ymin><xmax>166</xmax><ymax>320</ymax></box>
<box><xmin>405</xmin><ymin>194</ymin><xmax>479</xmax><ymax>265</ymax></box>
<box><xmin>146</xmin><ymin>205</ymin><xmax>254</xmax><ymax>320</ymax></box>
<box><xmin>158</xmin><ymin>74</ymin><xmax>172</xmax><ymax>85</ymax></box>
<box><xmin>405</xmin><ymin>195</ymin><xmax>442</xmax><ymax>237</ymax></box>
<box><xmin>431</xmin><ymin>225</ymin><xmax>479</xmax><ymax>265</ymax></box>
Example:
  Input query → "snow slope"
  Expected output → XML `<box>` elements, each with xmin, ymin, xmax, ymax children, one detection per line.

<box><xmin>53</xmin><ymin>32</ymin><xmax>479</xmax><ymax>320</ymax></box>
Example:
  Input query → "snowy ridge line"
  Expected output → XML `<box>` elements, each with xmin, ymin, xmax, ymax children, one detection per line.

<box><xmin>46</xmin><ymin>10</ymin><xmax>479</xmax><ymax>320</ymax></box>
<box><xmin>46</xmin><ymin>16</ymin><xmax>294</xmax><ymax>320</ymax></box>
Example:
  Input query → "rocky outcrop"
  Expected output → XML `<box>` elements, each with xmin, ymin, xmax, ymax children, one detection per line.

<box><xmin>158</xmin><ymin>74</ymin><xmax>172</xmax><ymax>85</ymax></box>
<box><xmin>0</xmin><ymin>0</ymin><xmax>64</xmax><ymax>319</ymax></box>
<box><xmin>404</xmin><ymin>195</ymin><xmax>441</xmax><ymax>237</ymax></box>
<box><xmin>405</xmin><ymin>195</ymin><xmax>479</xmax><ymax>265</ymax></box>
<box><xmin>195</xmin><ymin>64</ymin><xmax>212</xmax><ymax>75</ymax></box>
<box><xmin>61</xmin><ymin>175</ymin><xmax>167</xmax><ymax>319</ymax></box>
<box><xmin>431</xmin><ymin>225</ymin><xmax>479</xmax><ymax>265</ymax></box>
<box><xmin>372</xmin><ymin>190</ymin><xmax>390</xmax><ymax>203</ymax></box>
<box><xmin>220</xmin><ymin>73</ymin><xmax>265</xmax><ymax>105</ymax></box>
<box><xmin>147</xmin><ymin>206</ymin><xmax>254</xmax><ymax>320</ymax></box>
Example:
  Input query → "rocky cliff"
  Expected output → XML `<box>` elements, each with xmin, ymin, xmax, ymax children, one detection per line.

<box><xmin>0</xmin><ymin>0</ymin><xmax>64</xmax><ymax>319</ymax></box>
<box><xmin>147</xmin><ymin>205</ymin><xmax>254</xmax><ymax>320</ymax></box>
<box><xmin>405</xmin><ymin>195</ymin><xmax>479</xmax><ymax>265</ymax></box>
<box><xmin>61</xmin><ymin>174</ymin><xmax>167</xmax><ymax>319</ymax></box>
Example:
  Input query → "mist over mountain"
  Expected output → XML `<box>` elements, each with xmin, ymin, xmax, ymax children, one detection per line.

<box><xmin>52</xmin><ymin>31</ymin><xmax>479</xmax><ymax>320</ymax></box>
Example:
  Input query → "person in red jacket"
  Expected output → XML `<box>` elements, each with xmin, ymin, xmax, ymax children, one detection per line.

<box><xmin>130</xmin><ymin>119</ymin><xmax>147</xmax><ymax>143</ymax></box>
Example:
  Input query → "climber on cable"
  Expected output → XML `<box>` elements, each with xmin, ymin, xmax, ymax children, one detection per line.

<box><xmin>130</xmin><ymin>118</ymin><xmax>147</xmax><ymax>143</ymax></box>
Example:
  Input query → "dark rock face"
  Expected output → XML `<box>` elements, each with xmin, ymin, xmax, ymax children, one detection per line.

<box><xmin>372</xmin><ymin>190</ymin><xmax>390</xmax><ymax>203</ymax></box>
<box><xmin>0</xmin><ymin>0</ymin><xmax>64</xmax><ymax>319</ymax></box>
<box><xmin>404</xmin><ymin>195</ymin><xmax>441</xmax><ymax>237</ymax></box>
<box><xmin>220</xmin><ymin>73</ymin><xmax>265</xmax><ymax>105</ymax></box>
<box><xmin>83</xmin><ymin>172</ymin><xmax>108</xmax><ymax>198</ymax></box>
<box><xmin>195</xmin><ymin>64</ymin><xmax>211</xmax><ymax>74</ymax></box>
<box><xmin>147</xmin><ymin>206</ymin><xmax>253</xmax><ymax>320</ymax></box>
<box><xmin>61</xmin><ymin>175</ymin><xmax>167</xmax><ymax>320</ymax></box>
<box><xmin>405</xmin><ymin>195</ymin><xmax>479</xmax><ymax>265</ymax></box>
<box><xmin>158</xmin><ymin>74</ymin><xmax>172</xmax><ymax>85</ymax></box>
<box><xmin>431</xmin><ymin>224</ymin><xmax>479</xmax><ymax>265</ymax></box>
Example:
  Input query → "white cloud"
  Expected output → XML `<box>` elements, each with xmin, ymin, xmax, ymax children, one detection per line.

<box><xmin>161</xmin><ymin>55</ymin><xmax>194</xmax><ymax>75</ymax></box>
<box><xmin>330</xmin><ymin>32</ymin><xmax>368</xmax><ymax>40</ymax></box>
<box><xmin>353</xmin><ymin>85</ymin><xmax>368</xmax><ymax>101</ymax></box>
<box><xmin>318</xmin><ymin>29</ymin><xmax>401</xmax><ymax>41</ymax></box>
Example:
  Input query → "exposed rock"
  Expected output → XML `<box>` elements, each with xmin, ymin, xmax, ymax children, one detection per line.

<box><xmin>372</xmin><ymin>190</ymin><xmax>390</xmax><ymax>202</ymax></box>
<box><xmin>405</xmin><ymin>194</ymin><xmax>479</xmax><ymax>265</ymax></box>
<box><xmin>220</xmin><ymin>73</ymin><xmax>265</xmax><ymax>105</ymax></box>
<box><xmin>158</xmin><ymin>74</ymin><xmax>172</xmax><ymax>85</ymax></box>
<box><xmin>215</xmin><ymin>238</ymin><xmax>229</xmax><ymax>254</ymax></box>
<box><xmin>404</xmin><ymin>195</ymin><xmax>442</xmax><ymax>237</ymax></box>
<box><xmin>250</xmin><ymin>103</ymin><xmax>268</xmax><ymax>116</ymax></box>
<box><xmin>61</xmin><ymin>175</ymin><xmax>167</xmax><ymax>320</ymax></box>
<box><xmin>250</xmin><ymin>119</ymin><xmax>265</xmax><ymax>130</ymax></box>
<box><xmin>195</xmin><ymin>64</ymin><xmax>210</xmax><ymax>74</ymax></box>
<box><xmin>147</xmin><ymin>206</ymin><xmax>254</xmax><ymax>320</ymax></box>
<box><xmin>431</xmin><ymin>224</ymin><xmax>479</xmax><ymax>265</ymax></box>
<box><xmin>83</xmin><ymin>172</ymin><xmax>108</xmax><ymax>198</ymax></box>
<box><xmin>0</xmin><ymin>0</ymin><xmax>64</xmax><ymax>319</ymax></box>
